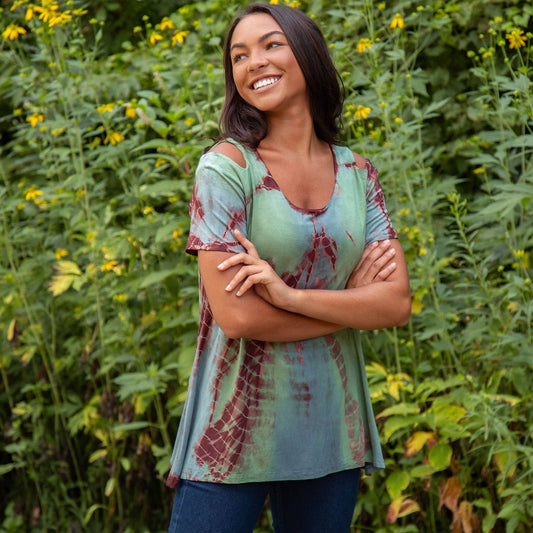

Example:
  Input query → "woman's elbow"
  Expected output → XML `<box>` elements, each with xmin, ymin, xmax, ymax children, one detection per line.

<box><xmin>215</xmin><ymin>309</ymin><xmax>250</xmax><ymax>339</ymax></box>
<box><xmin>394</xmin><ymin>295</ymin><xmax>411</xmax><ymax>327</ymax></box>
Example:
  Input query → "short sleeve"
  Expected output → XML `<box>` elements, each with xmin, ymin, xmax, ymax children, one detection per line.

<box><xmin>185</xmin><ymin>152</ymin><xmax>248</xmax><ymax>256</ymax></box>
<box><xmin>364</xmin><ymin>160</ymin><xmax>398</xmax><ymax>246</ymax></box>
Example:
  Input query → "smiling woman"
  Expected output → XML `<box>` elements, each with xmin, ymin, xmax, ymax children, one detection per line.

<box><xmin>166</xmin><ymin>3</ymin><xmax>410</xmax><ymax>533</ymax></box>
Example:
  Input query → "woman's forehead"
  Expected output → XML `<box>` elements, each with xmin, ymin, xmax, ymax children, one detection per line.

<box><xmin>231</xmin><ymin>13</ymin><xmax>283</xmax><ymax>45</ymax></box>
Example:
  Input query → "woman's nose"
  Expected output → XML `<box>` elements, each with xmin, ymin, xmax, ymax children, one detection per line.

<box><xmin>248</xmin><ymin>49</ymin><xmax>267</xmax><ymax>70</ymax></box>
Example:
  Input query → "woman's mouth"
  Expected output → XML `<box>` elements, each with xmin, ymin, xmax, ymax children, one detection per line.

<box><xmin>252</xmin><ymin>76</ymin><xmax>281</xmax><ymax>90</ymax></box>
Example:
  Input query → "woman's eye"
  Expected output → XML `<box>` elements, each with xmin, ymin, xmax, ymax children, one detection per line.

<box><xmin>267</xmin><ymin>42</ymin><xmax>282</xmax><ymax>49</ymax></box>
<box><xmin>233</xmin><ymin>54</ymin><xmax>245</xmax><ymax>63</ymax></box>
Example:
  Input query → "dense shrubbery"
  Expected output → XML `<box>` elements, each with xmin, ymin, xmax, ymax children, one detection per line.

<box><xmin>0</xmin><ymin>0</ymin><xmax>531</xmax><ymax>531</ymax></box>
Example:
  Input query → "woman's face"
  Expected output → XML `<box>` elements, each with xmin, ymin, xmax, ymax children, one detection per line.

<box><xmin>229</xmin><ymin>13</ymin><xmax>308</xmax><ymax>114</ymax></box>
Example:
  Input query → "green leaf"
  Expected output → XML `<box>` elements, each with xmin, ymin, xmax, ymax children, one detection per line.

<box><xmin>138</xmin><ymin>269</ymin><xmax>176</xmax><ymax>288</ymax></box>
<box><xmin>112</xmin><ymin>421</ymin><xmax>151</xmax><ymax>432</ymax></box>
<box><xmin>386</xmin><ymin>471</ymin><xmax>410</xmax><ymax>499</ymax></box>
<box><xmin>428</xmin><ymin>442</ymin><xmax>452</xmax><ymax>470</ymax></box>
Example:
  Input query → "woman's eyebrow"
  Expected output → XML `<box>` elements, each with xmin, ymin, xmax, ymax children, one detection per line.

<box><xmin>230</xmin><ymin>30</ymin><xmax>286</xmax><ymax>51</ymax></box>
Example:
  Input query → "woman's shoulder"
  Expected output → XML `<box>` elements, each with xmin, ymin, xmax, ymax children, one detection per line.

<box><xmin>207</xmin><ymin>139</ymin><xmax>247</xmax><ymax>169</ymax></box>
<box><xmin>351</xmin><ymin>151</ymin><xmax>367</xmax><ymax>170</ymax></box>
<box><xmin>334</xmin><ymin>144</ymin><xmax>368</xmax><ymax>170</ymax></box>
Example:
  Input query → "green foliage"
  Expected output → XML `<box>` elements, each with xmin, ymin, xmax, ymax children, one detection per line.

<box><xmin>0</xmin><ymin>0</ymin><xmax>531</xmax><ymax>532</ymax></box>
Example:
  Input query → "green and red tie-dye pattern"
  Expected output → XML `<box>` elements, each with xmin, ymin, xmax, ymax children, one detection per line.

<box><xmin>166</xmin><ymin>140</ymin><xmax>396</xmax><ymax>488</ymax></box>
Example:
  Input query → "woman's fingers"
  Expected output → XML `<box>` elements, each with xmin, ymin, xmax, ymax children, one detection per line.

<box><xmin>234</xmin><ymin>229</ymin><xmax>259</xmax><ymax>258</ymax></box>
<box><xmin>224</xmin><ymin>263</ymin><xmax>265</xmax><ymax>293</ymax></box>
<box><xmin>347</xmin><ymin>240</ymin><xmax>396</xmax><ymax>288</ymax></box>
<box><xmin>217</xmin><ymin>252</ymin><xmax>256</xmax><ymax>271</ymax></box>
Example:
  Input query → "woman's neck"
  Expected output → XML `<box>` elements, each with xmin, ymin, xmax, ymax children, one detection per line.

<box><xmin>260</xmin><ymin>107</ymin><xmax>323</xmax><ymax>157</ymax></box>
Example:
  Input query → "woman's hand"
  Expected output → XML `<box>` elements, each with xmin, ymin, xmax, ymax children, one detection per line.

<box><xmin>346</xmin><ymin>240</ymin><xmax>397</xmax><ymax>289</ymax></box>
<box><xmin>217</xmin><ymin>230</ymin><xmax>294</xmax><ymax>308</ymax></box>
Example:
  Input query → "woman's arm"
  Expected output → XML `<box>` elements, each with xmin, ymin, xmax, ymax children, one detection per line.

<box><xmin>199</xmin><ymin>250</ymin><xmax>343</xmax><ymax>341</ymax></box>
<box><xmin>199</xmin><ymin>237</ymin><xmax>400</xmax><ymax>340</ymax></box>
<box><xmin>221</xmin><ymin>231</ymin><xmax>411</xmax><ymax>331</ymax></box>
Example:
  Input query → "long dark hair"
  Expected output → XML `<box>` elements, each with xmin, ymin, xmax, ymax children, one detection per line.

<box><xmin>217</xmin><ymin>3</ymin><xmax>344</xmax><ymax>148</ymax></box>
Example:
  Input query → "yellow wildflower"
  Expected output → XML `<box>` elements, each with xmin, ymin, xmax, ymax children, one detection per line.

<box><xmin>101</xmin><ymin>260</ymin><xmax>119</xmax><ymax>272</ymax></box>
<box><xmin>34</xmin><ymin>2</ymin><xmax>61</xmax><ymax>24</ymax></box>
<box><xmin>143</xmin><ymin>206</ymin><xmax>154</xmax><ymax>215</ymax></box>
<box><xmin>397</xmin><ymin>208</ymin><xmax>411</xmax><ymax>216</ymax></box>
<box><xmin>51</xmin><ymin>128</ymin><xmax>65</xmax><ymax>135</ymax></box>
<box><xmin>173</xmin><ymin>228</ymin><xmax>184</xmax><ymax>239</ymax></box>
<box><xmin>14</xmin><ymin>108</ymin><xmax>23</xmax><ymax>116</ymax></box>
<box><xmin>125</xmin><ymin>105</ymin><xmax>137</xmax><ymax>118</ymax></box>
<box><xmin>270</xmin><ymin>0</ymin><xmax>279</xmax><ymax>4</ymax></box>
<box><xmin>113</xmin><ymin>294</ymin><xmax>128</xmax><ymax>302</ymax></box>
<box><xmin>160</xmin><ymin>17</ymin><xmax>174</xmax><ymax>31</ymax></box>
<box><xmin>171</xmin><ymin>30</ymin><xmax>190</xmax><ymax>46</ymax></box>
<box><xmin>26</xmin><ymin>113</ymin><xmax>44</xmax><ymax>127</ymax></box>
<box><xmin>394</xmin><ymin>117</ymin><xmax>403</xmax><ymax>123</ymax></box>
<box><xmin>184</xmin><ymin>117</ymin><xmax>195</xmax><ymax>126</ymax></box>
<box><xmin>288</xmin><ymin>1</ymin><xmax>301</xmax><ymax>7</ymax></box>
<box><xmin>354</xmin><ymin>105</ymin><xmax>371</xmax><ymax>120</ymax></box>
<box><xmin>419</xmin><ymin>248</ymin><xmax>427</xmax><ymax>256</ymax></box>
<box><xmin>97</xmin><ymin>103</ymin><xmax>114</xmax><ymax>113</ymax></box>
<box><xmin>506</xmin><ymin>28</ymin><xmax>527</xmax><ymax>49</ymax></box>
<box><xmin>25</xmin><ymin>188</ymin><xmax>43</xmax><ymax>201</ymax></box>
<box><xmin>49</xmin><ymin>11</ymin><xmax>72</xmax><ymax>27</ymax></box>
<box><xmin>2</xmin><ymin>24</ymin><xmax>27</xmax><ymax>40</ymax></box>
<box><xmin>104</xmin><ymin>131</ymin><xmax>125</xmax><ymax>146</ymax></box>
<box><xmin>473</xmin><ymin>167</ymin><xmax>485</xmax><ymax>174</ymax></box>
<box><xmin>155</xmin><ymin>158</ymin><xmax>166</xmax><ymax>168</ymax></box>
<box><xmin>11</xmin><ymin>0</ymin><xmax>26</xmax><ymax>9</ymax></box>
<box><xmin>150</xmin><ymin>32</ymin><xmax>163</xmax><ymax>45</ymax></box>
<box><xmin>26</xmin><ymin>7</ymin><xmax>34</xmax><ymax>20</ymax></box>
<box><xmin>55</xmin><ymin>249</ymin><xmax>68</xmax><ymax>259</ymax></box>
<box><xmin>390</xmin><ymin>13</ymin><xmax>405</xmax><ymax>29</ymax></box>
<box><xmin>356</xmin><ymin>38</ymin><xmax>372</xmax><ymax>53</ymax></box>
<box><xmin>377</xmin><ymin>2</ymin><xmax>386</xmax><ymax>9</ymax></box>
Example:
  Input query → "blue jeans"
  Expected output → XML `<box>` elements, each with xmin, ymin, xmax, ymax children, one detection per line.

<box><xmin>168</xmin><ymin>468</ymin><xmax>361</xmax><ymax>533</ymax></box>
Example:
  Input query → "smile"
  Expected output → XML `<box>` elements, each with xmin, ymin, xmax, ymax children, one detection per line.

<box><xmin>252</xmin><ymin>76</ymin><xmax>281</xmax><ymax>90</ymax></box>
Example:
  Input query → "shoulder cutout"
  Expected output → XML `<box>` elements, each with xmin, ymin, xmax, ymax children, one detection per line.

<box><xmin>352</xmin><ymin>151</ymin><xmax>367</xmax><ymax>170</ymax></box>
<box><xmin>209</xmin><ymin>141</ymin><xmax>246</xmax><ymax>168</ymax></box>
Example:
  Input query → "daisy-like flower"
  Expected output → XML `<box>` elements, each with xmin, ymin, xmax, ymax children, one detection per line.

<box><xmin>125</xmin><ymin>105</ymin><xmax>137</xmax><ymax>118</ymax></box>
<box><xmin>506</xmin><ymin>28</ymin><xmax>527</xmax><ymax>49</ymax></box>
<box><xmin>150</xmin><ymin>32</ymin><xmax>163</xmax><ymax>45</ymax></box>
<box><xmin>97</xmin><ymin>103</ymin><xmax>114</xmax><ymax>113</ymax></box>
<box><xmin>2</xmin><ymin>24</ymin><xmax>27</xmax><ymax>40</ymax></box>
<box><xmin>160</xmin><ymin>17</ymin><xmax>174</xmax><ymax>31</ymax></box>
<box><xmin>354</xmin><ymin>105</ymin><xmax>371</xmax><ymax>120</ymax></box>
<box><xmin>171</xmin><ymin>30</ymin><xmax>190</xmax><ymax>46</ymax></box>
<box><xmin>104</xmin><ymin>131</ymin><xmax>125</xmax><ymax>146</ymax></box>
<box><xmin>356</xmin><ymin>38</ymin><xmax>372</xmax><ymax>53</ymax></box>
<box><xmin>390</xmin><ymin>13</ymin><xmax>405</xmax><ymax>29</ymax></box>
<box><xmin>27</xmin><ymin>113</ymin><xmax>44</xmax><ymax>127</ymax></box>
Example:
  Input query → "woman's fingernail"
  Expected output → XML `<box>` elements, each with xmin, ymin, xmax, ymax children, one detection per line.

<box><xmin>225</xmin><ymin>284</ymin><xmax>231</xmax><ymax>291</ymax></box>
<box><xmin>217</xmin><ymin>263</ymin><xmax>224</xmax><ymax>269</ymax></box>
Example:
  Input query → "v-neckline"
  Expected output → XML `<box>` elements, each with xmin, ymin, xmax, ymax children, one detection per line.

<box><xmin>253</xmin><ymin>145</ymin><xmax>339</xmax><ymax>216</ymax></box>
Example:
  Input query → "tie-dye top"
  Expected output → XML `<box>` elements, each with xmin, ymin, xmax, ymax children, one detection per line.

<box><xmin>166</xmin><ymin>139</ymin><xmax>397</xmax><ymax>487</ymax></box>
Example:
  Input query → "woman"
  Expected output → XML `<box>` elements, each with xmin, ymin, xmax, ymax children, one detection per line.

<box><xmin>167</xmin><ymin>3</ymin><xmax>410</xmax><ymax>532</ymax></box>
